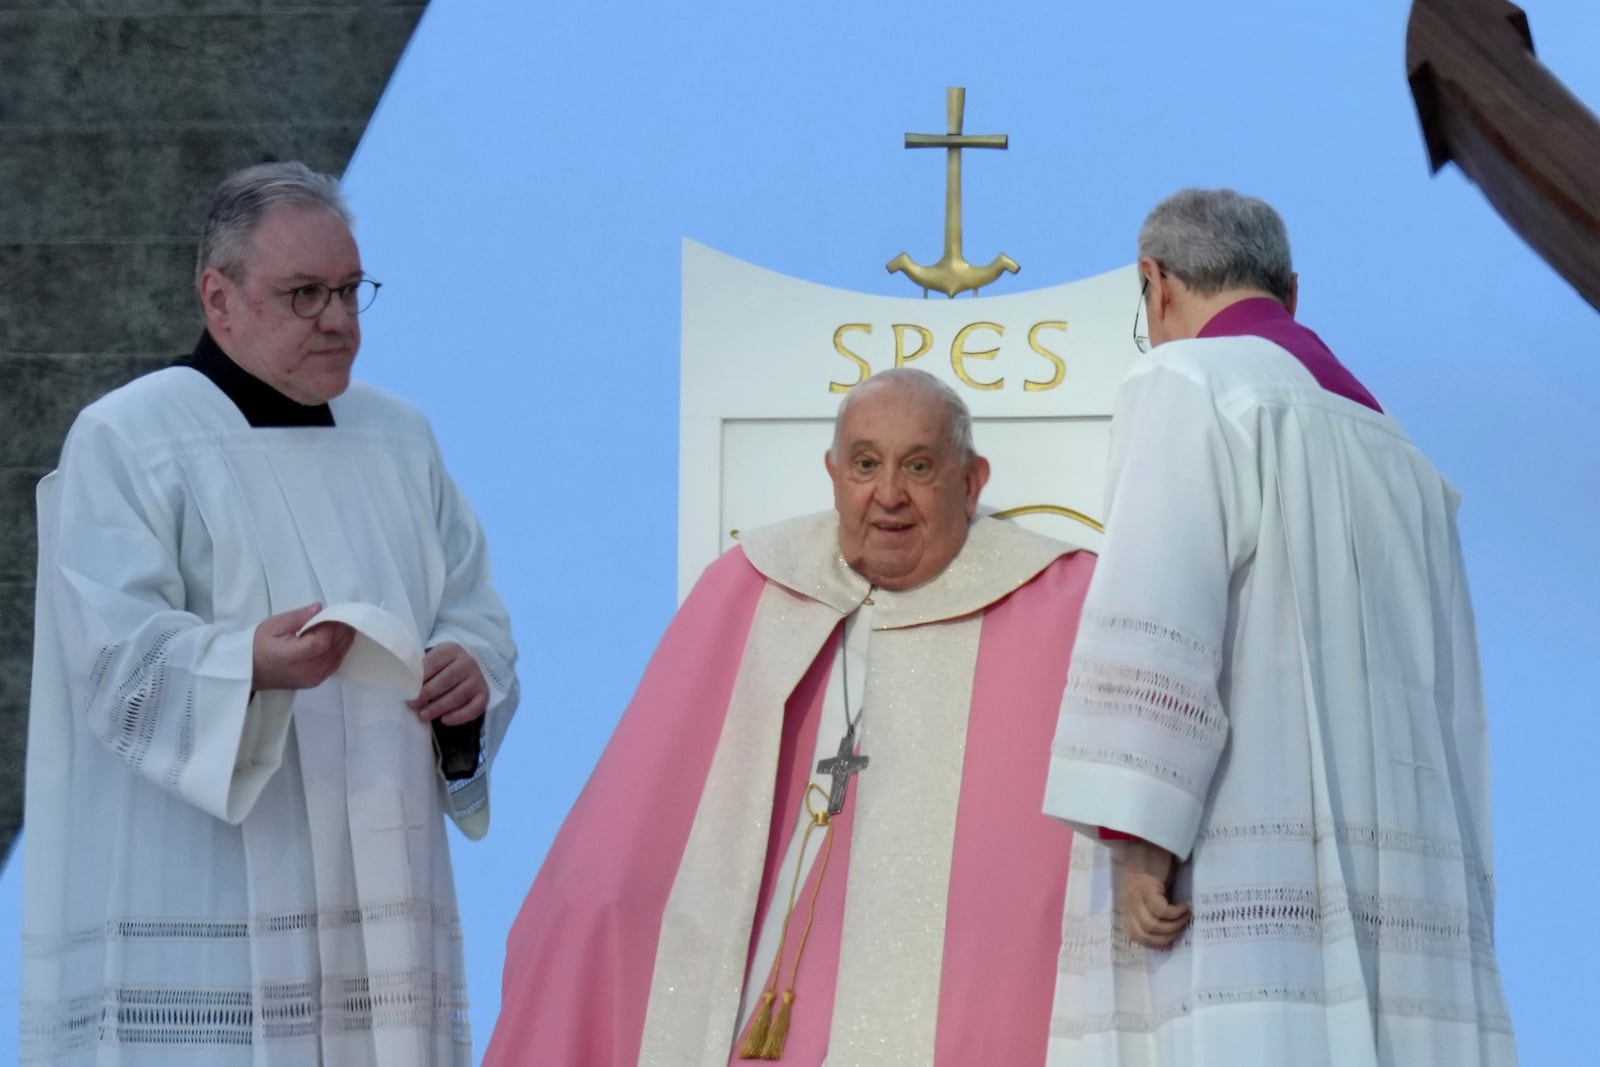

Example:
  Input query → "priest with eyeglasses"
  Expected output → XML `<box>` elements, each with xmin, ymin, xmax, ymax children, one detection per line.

<box><xmin>485</xmin><ymin>367</ymin><xmax>1094</xmax><ymax>1066</ymax></box>
<box><xmin>1044</xmin><ymin>188</ymin><xmax>1515</xmax><ymax>1067</ymax></box>
<box><xmin>22</xmin><ymin>162</ymin><xmax>518</xmax><ymax>1067</ymax></box>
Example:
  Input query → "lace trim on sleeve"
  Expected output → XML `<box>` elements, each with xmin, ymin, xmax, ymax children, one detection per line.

<box><xmin>1064</xmin><ymin>661</ymin><xmax>1227</xmax><ymax>747</ymax></box>
<box><xmin>85</xmin><ymin>627</ymin><xmax>188</xmax><ymax>772</ymax></box>
<box><xmin>1053</xmin><ymin>612</ymin><xmax>1227</xmax><ymax>807</ymax></box>
<box><xmin>1082</xmin><ymin>611</ymin><xmax>1221</xmax><ymax>666</ymax></box>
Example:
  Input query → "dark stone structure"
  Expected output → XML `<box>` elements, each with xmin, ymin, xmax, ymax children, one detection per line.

<box><xmin>0</xmin><ymin>0</ymin><xmax>428</xmax><ymax>870</ymax></box>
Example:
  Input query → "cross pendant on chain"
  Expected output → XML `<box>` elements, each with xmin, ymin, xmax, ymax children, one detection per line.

<box><xmin>816</xmin><ymin>724</ymin><xmax>869</xmax><ymax>816</ymax></box>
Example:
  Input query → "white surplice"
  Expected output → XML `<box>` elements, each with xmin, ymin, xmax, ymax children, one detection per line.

<box><xmin>22</xmin><ymin>367</ymin><xmax>518</xmax><ymax>1067</ymax></box>
<box><xmin>1043</xmin><ymin>337</ymin><xmax>1516</xmax><ymax>1066</ymax></box>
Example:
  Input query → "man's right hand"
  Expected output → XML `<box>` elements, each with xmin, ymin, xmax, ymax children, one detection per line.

<box><xmin>252</xmin><ymin>603</ymin><xmax>356</xmax><ymax>692</ymax></box>
<box><xmin>1117</xmin><ymin>837</ymin><xmax>1192</xmax><ymax>949</ymax></box>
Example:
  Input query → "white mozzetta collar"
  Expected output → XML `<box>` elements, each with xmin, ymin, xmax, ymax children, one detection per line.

<box><xmin>739</xmin><ymin>511</ymin><xmax>1079</xmax><ymax>631</ymax></box>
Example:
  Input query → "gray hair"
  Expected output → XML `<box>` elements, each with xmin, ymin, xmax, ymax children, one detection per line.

<box><xmin>195</xmin><ymin>161</ymin><xmax>352</xmax><ymax>285</ymax></box>
<box><xmin>830</xmin><ymin>367</ymin><xmax>977</xmax><ymax>462</ymax></box>
<box><xmin>1137</xmin><ymin>188</ymin><xmax>1294</xmax><ymax>304</ymax></box>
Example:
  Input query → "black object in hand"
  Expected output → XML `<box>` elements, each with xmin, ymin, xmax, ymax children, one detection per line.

<box><xmin>433</xmin><ymin>718</ymin><xmax>483</xmax><ymax>781</ymax></box>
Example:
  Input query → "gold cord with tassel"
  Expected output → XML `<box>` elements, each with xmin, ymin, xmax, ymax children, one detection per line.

<box><xmin>760</xmin><ymin>989</ymin><xmax>796</xmax><ymax>1058</ymax></box>
<box><xmin>737</xmin><ymin>990</ymin><xmax>776</xmax><ymax>1058</ymax></box>
<box><xmin>740</xmin><ymin>784</ymin><xmax>838</xmax><ymax>1060</ymax></box>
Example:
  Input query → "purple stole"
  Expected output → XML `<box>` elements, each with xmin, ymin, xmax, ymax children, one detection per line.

<box><xmin>1197</xmin><ymin>297</ymin><xmax>1382</xmax><ymax>412</ymax></box>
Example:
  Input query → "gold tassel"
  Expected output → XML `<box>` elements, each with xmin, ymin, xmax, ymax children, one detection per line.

<box><xmin>740</xmin><ymin>786</ymin><xmax>835</xmax><ymax>1061</ymax></box>
<box><xmin>737</xmin><ymin>990</ymin><xmax>776</xmax><ymax>1059</ymax></box>
<box><xmin>759</xmin><ymin>989</ymin><xmax>795</xmax><ymax>1059</ymax></box>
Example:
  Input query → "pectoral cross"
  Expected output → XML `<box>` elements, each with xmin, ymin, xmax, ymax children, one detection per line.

<box><xmin>816</xmin><ymin>725</ymin><xmax>869</xmax><ymax>816</ymax></box>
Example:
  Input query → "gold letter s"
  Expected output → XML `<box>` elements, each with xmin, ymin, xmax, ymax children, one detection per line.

<box><xmin>830</xmin><ymin>324</ymin><xmax>872</xmax><ymax>393</ymax></box>
<box><xmin>1024</xmin><ymin>321</ymin><xmax>1067</xmax><ymax>392</ymax></box>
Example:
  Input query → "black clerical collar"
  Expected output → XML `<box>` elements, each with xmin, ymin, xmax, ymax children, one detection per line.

<box><xmin>173</xmin><ymin>331</ymin><xmax>336</xmax><ymax>428</ymax></box>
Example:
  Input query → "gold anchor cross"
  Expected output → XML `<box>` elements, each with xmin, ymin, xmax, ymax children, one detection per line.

<box><xmin>887</xmin><ymin>87</ymin><xmax>1020</xmax><ymax>298</ymax></box>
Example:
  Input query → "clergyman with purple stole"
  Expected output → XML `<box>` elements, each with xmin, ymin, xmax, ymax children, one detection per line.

<box><xmin>1043</xmin><ymin>188</ymin><xmax>1517</xmax><ymax>1067</ymax></box>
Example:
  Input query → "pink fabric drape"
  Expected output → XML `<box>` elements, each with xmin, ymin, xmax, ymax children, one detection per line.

<box><xmin>486</xmin><ymin>548</ymin><xmax>1095</xmax><ymax>1066</ymax></box>
<box><xmin>483</xmin><ymin>550</ymin><xmax>768</xmax><ymax>1067</ymax></box>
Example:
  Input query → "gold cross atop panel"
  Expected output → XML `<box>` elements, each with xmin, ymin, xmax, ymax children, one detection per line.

<box><xmin>887</xmin><ymin>87</ymin><xmax>1020</xmax><ymax>298</ymax></box>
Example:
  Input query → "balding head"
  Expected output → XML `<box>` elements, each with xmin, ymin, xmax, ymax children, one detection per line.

<box><xmin>830</xmin><ymin>367</ymin><xmax>975</xmax><ymax>465</ymax></box>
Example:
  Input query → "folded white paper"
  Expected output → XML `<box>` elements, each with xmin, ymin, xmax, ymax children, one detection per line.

<box><xmin>297</xmin><ymin>602</ymin><xmax>425</xmax><ymax>696</ymax></box>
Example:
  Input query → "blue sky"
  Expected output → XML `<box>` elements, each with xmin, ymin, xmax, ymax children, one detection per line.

<box><xmin>6</xmin><ymin>1</ymin><xmax>1600</xmax><ymax>1062</ymax></box>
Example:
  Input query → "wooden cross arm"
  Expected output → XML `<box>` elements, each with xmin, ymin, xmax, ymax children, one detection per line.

<box><xmin>1407</xmin><ymin>0</ymin><xmax>1600</xmax><ymax>312</ymax></box>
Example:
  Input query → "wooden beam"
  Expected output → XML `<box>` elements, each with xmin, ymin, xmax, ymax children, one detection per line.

<box><xmin>1407</xmin><ymin>0</ymin><xmax>1600</xmax><ymax>312</ymax></box>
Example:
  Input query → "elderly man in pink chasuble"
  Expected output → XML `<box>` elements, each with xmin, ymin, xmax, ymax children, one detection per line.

<box><xmin>486</xmin><ymin>367</ymin><xmax>1095</xmax><ymax>1066</ymax></box>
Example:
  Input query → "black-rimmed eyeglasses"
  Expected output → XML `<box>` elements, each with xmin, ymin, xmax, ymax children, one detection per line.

<box><xmin>1133</xmin><ymin>276</ymin><xmax>1150</xmax><ymax>354</ymax></box>
<box><xmin>279</xmin><ymin>278</ymin><xmax>382</xmax><ymax>319</ymax></box>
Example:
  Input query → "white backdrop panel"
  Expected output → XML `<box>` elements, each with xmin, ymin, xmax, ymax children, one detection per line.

<box><xmin>683</xmin><ymin>240</ymin><xmax>1137</xmax><ymax>596</ymax></box>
